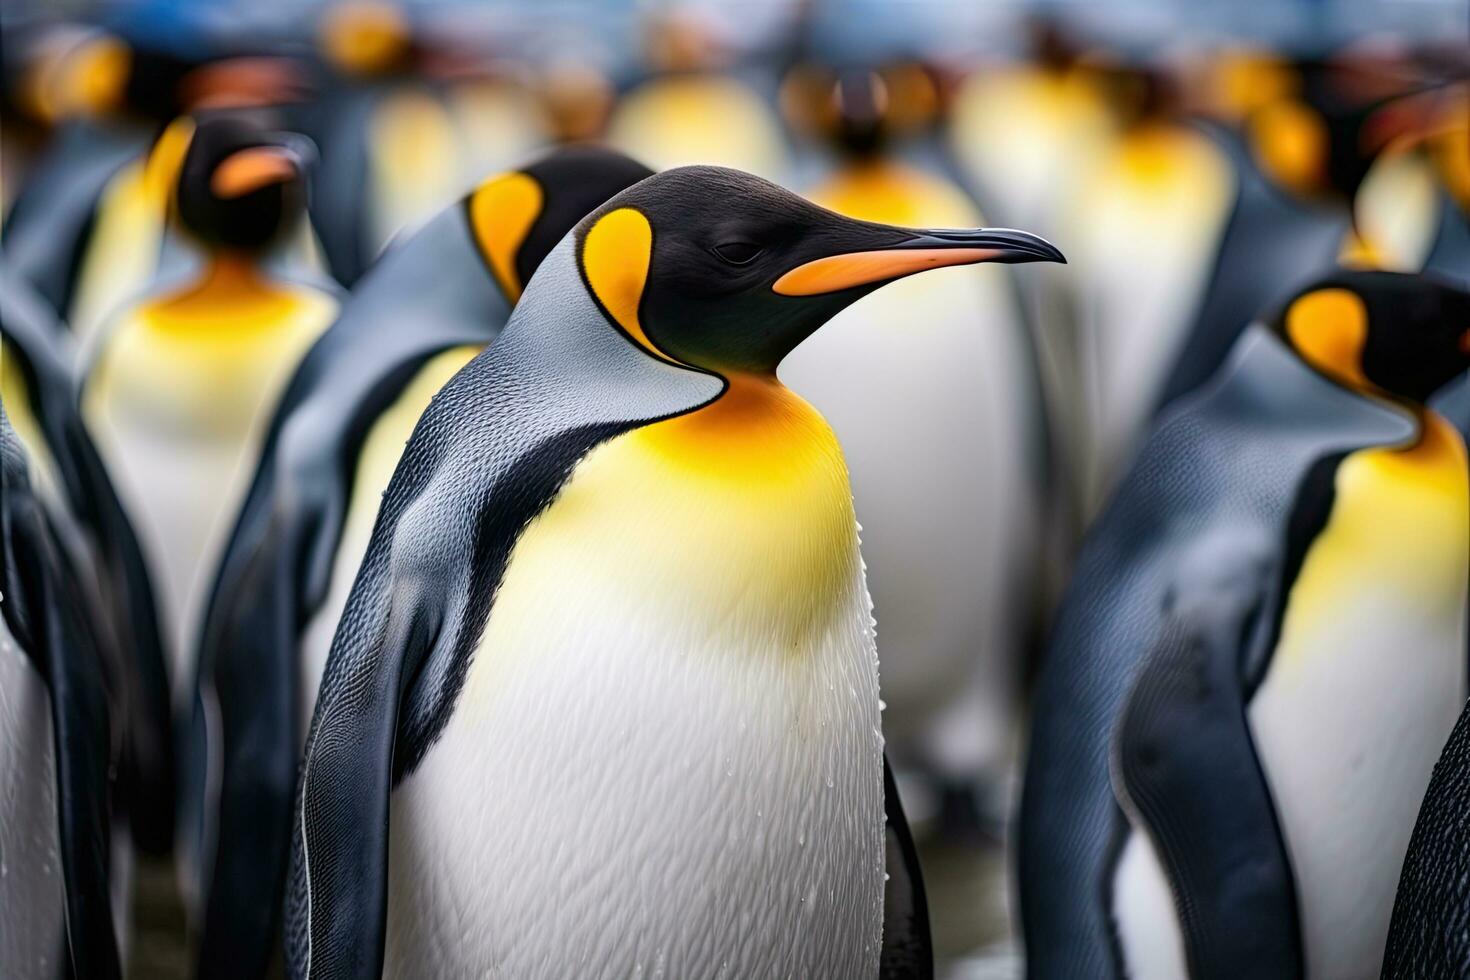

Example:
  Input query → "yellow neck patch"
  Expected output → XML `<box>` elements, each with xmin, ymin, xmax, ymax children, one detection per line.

<box><xmin>498</xmin><ymin>371</ymin><xmax>858</xmax><ymax>648</ymax></box>
<box><xmin>581</xmin><ymin>207</ymin><xmax>680</xmax><ymax>364</ymax></box>
<box><xmin>468</xmin><ymin>172</ymin><xmax>542</xmax><ymax>303</ymax></box>
<box><xmin>1286</xmin><ymin>288</ymin><xmax>1371</xmax><ymax>391</ymax></box>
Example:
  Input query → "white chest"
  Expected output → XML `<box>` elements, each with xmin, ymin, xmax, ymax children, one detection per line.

<box><xmin>383</xmin><ymin>394</ymin><xmax>887</xmax><ymax>979</ymax></box>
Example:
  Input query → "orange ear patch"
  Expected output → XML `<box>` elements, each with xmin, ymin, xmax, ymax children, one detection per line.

<box><xmin>469</xmin><ymin>171</ymin><xmax>543</xmax><ymax>302</ymax></box>
<box><xmin>1286</xmin><ymin>287</ymin><xmax>1371</xmax><ymax>389</ymax></box>
<box><xmin>211</xmin><ymin>147</ymin><xmax>298</xmax><ymax>199</ymax></box>
<box><xmin>581</xmin><ymin>207</ymin><xmax>679</xmax><ymax>363</ymax></box>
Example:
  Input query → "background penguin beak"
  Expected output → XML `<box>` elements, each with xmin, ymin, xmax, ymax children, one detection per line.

<box><xmin>773</xmin><ymin>227</ymin><xmax>1065</xmax><ymax>296</ymax></box>
<box><xmin>210</xmin><ymin>145</ymin><xmax>303</xmax><ymax>199</ymax></box>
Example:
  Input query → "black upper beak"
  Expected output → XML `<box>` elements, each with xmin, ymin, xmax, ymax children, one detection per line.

<box><xmin>904</xmin><ymin>227</ymin><xmax>1067</xmax><ymax>264</ymax></box>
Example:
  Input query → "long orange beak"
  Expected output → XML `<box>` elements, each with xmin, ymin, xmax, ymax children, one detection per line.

<box><xmin>211</xmin><ymin>146</ymin><xmax>300</xmax><ymax>199</ymax></box>
<box><xmin>773</xmin><ymin>228</ymin><xmax>1064</xmax><ymax>296</ymax></box>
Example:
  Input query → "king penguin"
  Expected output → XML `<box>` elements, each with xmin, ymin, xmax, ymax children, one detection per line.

<box><xmin>83</xmin><ymin>114</ymin><xmax>338</xmax><ymax>715</ymax></box>
<box><xmin>3</xmin><ymin>32</ymin><xmax>312</xmax><ymax>343</ymax></box>
<box><xmin>189</xmin><ymin>146</ymin><xmax>652</xmax><ymax>980</ymax></box>
<box><xmin>1020</xmin><ymin>271</ymin><xmax>1470</xmax><ymax>979</ymax></box>
<box><xmin>285</xmin><ymin>166</ymin><xmax>1062</xmax><ymax>979</ymax></box>
<box><xmin>779</xmin><ymin>65</ymin><xmax>1049</xmax><ymax>821</ymax></box>
<box><xmin>0</xmin><ymin>403</ymin><xmax>121</xmax><ymax>980</ymax></box>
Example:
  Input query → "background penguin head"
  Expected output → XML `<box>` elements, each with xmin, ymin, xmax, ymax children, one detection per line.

<box><xmin>572</xmin><ymin>165</ymin><xmax>1064</xmax><ymax>374</ymax></box>
<box><xmin>466</xmin><ymin>146</ymin><xmax>655</xmax><ymax>303</ymax></box>
<box><xmin>780</xmin><ymin>63</ymin><xmax>941</xmax><ymax>159</ymax></box>
<box><xmin>174</xmin><ymin>114</ymin><xmax>313</xmax><ymax>254</ymax></box>
<box><xmin>1274</xmin><ymin>270</ymin><xmax>1470</xmax><ymax>404</ymax></box>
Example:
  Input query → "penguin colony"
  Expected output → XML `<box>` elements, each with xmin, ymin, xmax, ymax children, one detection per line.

<box><xmin>0</xmin><ymin>4</ymin><xmax>1467</xmax><ymax>980</ymax></box>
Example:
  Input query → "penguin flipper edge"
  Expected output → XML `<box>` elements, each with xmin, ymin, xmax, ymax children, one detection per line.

<box><xmin>1112</xmin><ymin>529</ymin><xmax>1301</xmax><ymax>980</ymax></box>
<box><xmin>285</xmin><ymin>542</ymin><xmax>446</xmax><ymax>980</ymax></box>
<box><xmin>881</xmin><ymin>754</ymin><xmax>933</xmax><ymax>980</ymax></box>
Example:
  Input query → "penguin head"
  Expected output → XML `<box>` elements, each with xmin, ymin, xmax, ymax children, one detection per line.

<box><xmin>572</xmin><ymin>166</ymin><xmax>1064</xmax><ymax>374</ymax></box>
<box><xmin>175</xmin><ymin>114</ymin><xmax>313</xmax><ymax>254</ymax></box>
<box><xmin>781</xmin><ymin>64</ymin><xmax>940</xmax><ymax>158</ymax></box>
<box><xmin>466</xmin><ymin>146</ymin><xmax>655</xmax><ymax>303</ymax></box>
<box><xmin>1275</xmin><ymin>271</ymin><xmax>1470</xmax><ymax>404</ymax></box>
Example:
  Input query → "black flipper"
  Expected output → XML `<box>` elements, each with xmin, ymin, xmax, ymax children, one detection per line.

<box><xmin>0</xmin><ymin>267</ymin><xmax>176</xmax><ymax>855</ymax></box>
<box><xmin>2</xmin><ymin>119</ymin><xmax>148</xmax><ymax>320</ymax></box>
<box><xmin>1</xmin><ymin>410</ymin><xmax>121</xmax><ymax>980</ymax></box>
<box><xmin>194</xmin><ymin>513</ymin><xmax>304</xmax><ymax>980</ymax></box>
<box><xmin>1112</xmin><ymin>529</ymin><xmax>1301</xmax><ymax>980</ymax></box>
<box><xmin>881</xmin><ymin>755</ymin><xmax>933</xmax><ymax>980</ymax></box>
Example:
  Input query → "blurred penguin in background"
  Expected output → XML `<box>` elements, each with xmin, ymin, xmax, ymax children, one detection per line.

<box><xmin>1058</xmin><ymin>42</ymin><xmax>1439</xmax><ymax>519</ymax></box>
<box><xmin>2</xmin><ymin>21</ymin><xmax>180</xmax><ymax>333</ymax></box>
<box><xmin>188</xmin><ymin>146</ymin><xmax>652</xmax><ymax>980</ymax></box>
<box><xmin>1</xmin><ymin>266</ymin><xmax>175</xmax><ymax>865</ymax></box>
<box><xmin>779</xmin><ymin>48</ymin><xmax>1050</xmax><ymax>828</ymax></box>
<box><xmin>0</xmin><ymin>404</ymin><xmax>123</xmax><ymax>980</ymax></box>
<box><xmin>3</xmin><ymin>18</ymin><xmax>315</xmax><ymax>345</ymax></box>
<box><xmin>1020</xmin><ymin>271</ymin><xmax>1470</xmax><ymax>979</ymax></box>
<box><xmin>608</xmin><ymin>4</ymin><xmax>793</xmax><ymax>179</ymax></box>
<box><xmin>302</xmin><ymin>0</ymin><xmax>475</xmax><ymax>286</ymax></box>
<box><xmin>947</xmin><ymin>18</ymin><xmax>1119</xmax><ymax>243</ymax></box>
<box><xmin>0</xmin><ymin>20</ymin><xmax>139</xmax><ymax>222</ymax></box>
<box><xmin>1055</xmin><ymin>60</ymin><xmax>1246</xmax><ymax>519</ymax></box>
<box><xmin>82</xmin><ymin>114</ymin><xmax>337</xmax><ymax>739</ymax></box>
<box><xmin>1353</xmin><ymin>77</ymin><xmax>1468</xmax><ymax>282</ymax></box>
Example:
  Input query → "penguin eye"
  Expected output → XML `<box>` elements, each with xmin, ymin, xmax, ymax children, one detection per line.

<box><xmin>712</xmin><ymin>241</ymin><xmax>764</xmax><ymax>266</ymax></box>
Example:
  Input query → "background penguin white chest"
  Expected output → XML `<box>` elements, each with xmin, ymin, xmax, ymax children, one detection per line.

<box><xmin>85</xmin><ymin>279</ymin><xmax>336</xmax><ymax>695</ymax></box>
<box><xmin>384</xmin><ymin>378</ymin><xmax>887</xmax><ymax>980</ymax></box>
<box><xmin>1248</xmin><ymin>413</ymin><xmax>1469</xmax><ymax>980</ymax></box>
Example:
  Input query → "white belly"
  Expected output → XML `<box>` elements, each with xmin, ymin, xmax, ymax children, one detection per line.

<box><xmin>781</xmin><ymin>269</ymin><xmax>1034</xmax><ymax>778</ymax></box>
<box><xmin>384</xmin><ymin>562</ymin><xmax>885</xmax><ymax>980</ymax></box>
<box><xmin>1249</xmin><ymin>433</ymin><xmax>1469</xmax><ymax>980</ymax></box>
<box><xmin>1112</xmin><ymin>831</ymin><xmax>1188</xmax><ymax>980</ymax></box>
<box><xmin>84</xmin><ymin>294</ymin><xmax>333</xmax><ymax>698</ymax></box>
<box><xmin>1250</xmin><ymin>590</ymin><xmax>1466</xmax><ymax>980</ymax></box>
<box><xmin>0</xmin><ymin>611</ymin><xmax>66</xmax><ymax>979</ymax></box>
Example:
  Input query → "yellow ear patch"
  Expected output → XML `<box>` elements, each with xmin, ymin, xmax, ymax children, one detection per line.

<box><xmin>581</xmin><ymin>207</ymin><xmax>678</xmax><ymax>363</ymax></box>
<box><xmin>1250</xmin><ymin>100</ymin><xmax>1327</xmax><ymax>196</ymax></box>
<box><xmin>146</xmin><ymin>116</ymin><xmax>198</xmax><ymax>210</ymax></box>
<box><xmin>1286</xmin><ymin>287</ymin><xmax>1371</xmax><ymax>389</ymax></box>
<box><xmin>469</xmin><ymin>172</ymin><xmax>543</xmax><ymax>302</ymax></box>
<box><xmin>320</xmin><ymin>0</ymin><xmax>409</xmax><ymax>75</ymax></box>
